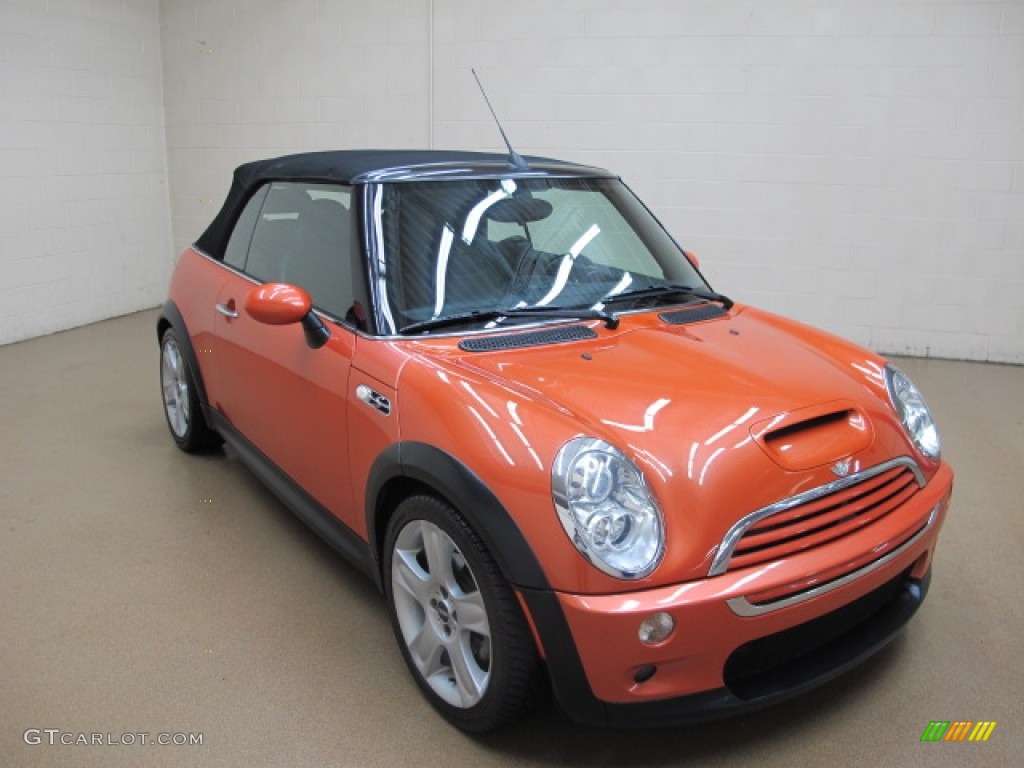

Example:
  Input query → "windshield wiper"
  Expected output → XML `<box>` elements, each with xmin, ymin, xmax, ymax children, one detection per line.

<box><xmin>605</xmin><ymin>283</ymin><xmax>734</xmax><ymax>311</ymax></box>
<box><xmin>399</xmin><ymin>305</ymin><xmax>620</xmax><ymax>335</ymax></box>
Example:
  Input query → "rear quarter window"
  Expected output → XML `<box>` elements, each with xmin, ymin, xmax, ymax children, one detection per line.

<box><xmin>223</xmin><ymin>185</ymin><xmax>269</xmax><ymax>270</ymax></box>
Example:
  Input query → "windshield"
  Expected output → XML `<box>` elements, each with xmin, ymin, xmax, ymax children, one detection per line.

<box><xmin>371</xmin><ymin>176</ymin><xmax>708</xmax><ymax>334</ymax></box>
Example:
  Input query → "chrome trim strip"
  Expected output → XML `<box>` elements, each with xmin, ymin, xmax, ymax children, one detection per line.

<box><xmin>708</xmin><ymin>456</ymin><xmax>926</xmax><ymax>577</ymax></box>
<box><xmin>725</xmin><ymin>502</ymin><xmax>940</xmax><ymax>617</ymax></box>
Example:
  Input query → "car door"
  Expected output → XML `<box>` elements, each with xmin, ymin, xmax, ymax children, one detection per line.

<box><xmin>214</xmin><ymin>181</ymin><xmax>361</xmax><ymax>523</ymax></box>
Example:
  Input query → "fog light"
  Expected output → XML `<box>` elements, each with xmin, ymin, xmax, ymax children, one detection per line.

<box><xmin>638</xmin><ymin>612</ymin><xmax>675</xmax><ymax>645</ymax></box>
<box><xmin>633</xmin><ymin>664</ymin><xmax>657</xmax><ymax>683</ymax></box>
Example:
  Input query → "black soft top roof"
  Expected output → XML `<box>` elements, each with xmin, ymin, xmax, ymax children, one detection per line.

<box><xmin>194</xmin><ymin>149</ymin><xmax>612</xmax><ymax>260</ymax></box>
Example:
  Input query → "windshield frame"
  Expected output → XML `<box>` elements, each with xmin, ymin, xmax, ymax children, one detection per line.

<box><xmin>364</xmin><ymin>174</ymin><xmax>712</xmax><ymax>337</ymax></box>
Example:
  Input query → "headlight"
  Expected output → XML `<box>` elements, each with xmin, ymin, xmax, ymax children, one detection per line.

<box><xmin>551</xmin><ymin>437</ymin><xmax>665</xmax><ymax>579</ymax></box>
<box><xmin>885</xmin><ymin>365</ymin><xmax>941</xmax><ymax>460</ymax></box>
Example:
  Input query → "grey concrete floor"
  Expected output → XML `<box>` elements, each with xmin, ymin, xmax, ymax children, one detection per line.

<box><xmin>1</xmin><ymin>309</ymin><xmax>1021</xmax><ymax>768</ymax></box>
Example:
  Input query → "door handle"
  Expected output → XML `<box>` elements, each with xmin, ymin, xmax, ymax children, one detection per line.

<box><xmin>215</xmin><ymin>302</ymin><xmax>238</xmax><ymax>319</ymax></box>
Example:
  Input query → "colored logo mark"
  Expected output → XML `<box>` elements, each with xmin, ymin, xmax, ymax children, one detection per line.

<box><xmin>921</xmin><ymin>721</ymin><xmax>997</xmax><ymax>742</ymax></box>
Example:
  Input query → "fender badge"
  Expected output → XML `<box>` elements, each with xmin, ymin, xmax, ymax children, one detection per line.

<box><xmin>832</xmin><ymin>459</ymin><xmax>852</xmax><ymax>477</ymax></box>
<box><xmin>356</xmin><ymin>384</ymin><xmax>391</xmax><ymax>416</ymax></box>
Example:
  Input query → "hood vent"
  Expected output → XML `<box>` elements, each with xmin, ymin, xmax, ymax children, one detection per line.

<box><xmin>752</xmin><ymin>402</ymin><xmax>873</xmax><ymax>471</ymax></box>
<box><xmin>659</xmin><ymin>304</ymin><xmax>727</xmax><ymax>325</ymax></box>
<box><xmin>459</xmin><ymin>325</ymin><xmax>597</xmax><ymax>352</ymax></box>
<box><xmin>763</xmin><ymin>409</ymin><xmax>852</xmax><ymax>445</ymax></box>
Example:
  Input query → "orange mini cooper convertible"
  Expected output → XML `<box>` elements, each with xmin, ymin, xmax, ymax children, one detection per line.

<box><xmin>159</xmin><ymin>150</ymin><xmax>953</xmax><ymax>731</ymax></box>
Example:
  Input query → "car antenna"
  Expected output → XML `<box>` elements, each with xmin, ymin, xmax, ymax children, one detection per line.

<box><xmin>471</xmin><ymin>68</ymin><xmax>531</xmax><ymax>171</ymax></box>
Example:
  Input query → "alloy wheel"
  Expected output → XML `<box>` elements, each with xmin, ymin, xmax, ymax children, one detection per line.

<box><xmin>161</xmin><ymin>336</ymin><xmax>190</xmax><ymax>438</ymax></box>
<box><xmin>390</xmin><ymin>519</ymin><xmax>493</xmax><ymax>708</ymax></box>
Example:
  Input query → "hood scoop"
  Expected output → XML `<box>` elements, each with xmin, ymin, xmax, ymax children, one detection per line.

<box><xmin>459</xmin><ymin>324</ymin><xmax>597</xmax><ymax>352</ymax></box>
<box><xmin>752</xmin><ymin>401</ymin><xmax>873</xmax><ymax>471</ymax></box>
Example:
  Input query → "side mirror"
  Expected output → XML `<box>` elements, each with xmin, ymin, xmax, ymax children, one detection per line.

<box><xmin>245</xmin><ymin>283</ymin><xmax>311</xmax><ymax>325</ymax></box>
<box><xmin>683</xmin><ymin>250</ymin><xmax>701</xmax><ymax>270</ymax></box>
<box><xmin>244</xmin><ymin>283</ymin><xmax>330</xmax><ymax>349</ymax></box>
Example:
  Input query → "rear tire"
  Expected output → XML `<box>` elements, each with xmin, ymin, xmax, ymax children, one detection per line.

<box><xmin>383</xmin><ymin>495</ymin><xmax>540</xmax><ymax>732</ymax></box>
<box><xmin>159</xmin><ymin>330</ymin><xmax>220</xmax><ymax>453</ymax></box>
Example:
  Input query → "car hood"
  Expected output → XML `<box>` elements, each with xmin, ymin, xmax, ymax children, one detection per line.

<box><xmin>458</xmin><ymin>307</ymin><xmax>890</xmax><ymax>458</ymax></box>
<box><xmin>390</xmin><ymin>305</ymin><xmax>923</xmax><ymax>588</ymax></box>
<box><xmin>449</xmin><ymin>307</ymin><xmax>915</xmax><ymax>575</ymax></box>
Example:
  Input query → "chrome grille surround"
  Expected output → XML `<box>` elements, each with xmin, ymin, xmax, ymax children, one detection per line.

<box><xmin>709</xmin><ymin>456</ymin><xmax>926</xmax><ymax>577</ymax></box>
<box><xmin>725</xmin><ymin>501</ymin><xmax>940</xmax><ymax>616</ymax></box>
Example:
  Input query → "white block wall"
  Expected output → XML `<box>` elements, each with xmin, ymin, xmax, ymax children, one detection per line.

<box><xmin>159</xmin><ymin>0</ymin><xmax>430</xmax><ymax>258</ymax></box>
<box><xmin>6</xmin><ymin>1</ymin><xmax>1022</xmax><ymax>363</ymax></box>
<box><xmin>430</xmin><ymin>0</ymin><xmax>1024</xmax><ymax>364</ymax></box>
<box><xmin>0</xmin><ymin>0</ymin><xmax>171</xmax><ymax>346</ymax></box>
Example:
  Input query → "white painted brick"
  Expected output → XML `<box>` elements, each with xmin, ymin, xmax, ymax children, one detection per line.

<box><xmin>479</xmin><ymin>7</ymin><xmax>584</xmax><ymax>40</ymax></box>
<box><xmin>952</xmin><ymin>159</ymin><xmax>1016</xmax><ymax>191</ymax></box>
<box><xmin>751</xmin><ymin>6</ymin><xmax>841</xmax><ymax>36</ymax></box>
<box><xmin>95</xmin><ymin>97</ymin><xmax>140</xmax><ymax>125</ymax></box>
<box><xmin>88</xmin><ymin>0</ymin><xmax>128</xmax><ymax>25</ymax></box>
<box><xmin>0</xmin><ymin>0</ymin><xmax>171</xmax><ymax>346</ymax></box>
<box><xmin>133</xmin><ymin>146</ymin><xmax>167</xmax><ymax>173</ymax></box>
<box><xmin>2</xmin><ymin>31</ymin><xmax>55</xmax><ymax>67</ymax></box>
<box><xmin>932</xmin><ymin>333</ymin><xmax>992</xmax><ymax>360</ymax></box>
<box><xmin>1001</xmin><ymin>3</ymin><xmax>1024</xmax><ymax>33</ymax></box>
<box><xmin>320</xmin><ymin>0</ymin><xmax>387</xmax><ymax>44</ymax></box>
<box><xmin>989</xmin><ymin>66</ymin><xmax>1024</xmax><ymax>98</ymax></box>
<box><xmin>239</xmin><ymin>98</ymin><xmax>320</xmax><ymax>124</ymax></box>
<box><xmin>13</xmin><ymin>95</ymin><xmax>57</xmax><ymax>121</ymax></box>
<box><xmin>840</xmin><ymin>4</ymin><xmax>936</xmax><ymax>35</ymax></box>
<box><xmin>157</xmin><ymin>1</ymin><xmax>197</xmax><ymax>35</ymax></box>
<box><xmin>9</xmin><ymin>0</ymin><xmax>1002</xmax><ymax>362</ymax></box>
<box><xmin>197</xmin><ymin>99</ymin><xmax>239</xmax><ymax>124</ymax></box>
<box><xmin>838</xmin><ymin>296</ymin><xmax>903</xmax><ymax>330</ymax></box>
<box><xmin>586</xmin><ymin>6</ymin><xmax>757</xmax><ymax>38</ymax></box>
<box><xmin>978</xmin><ymin>191</ymin><xmax>1024</xmax><ymax>221</ymax></box>
<box><xmin>194</xmin><ymin>0</ymin><xmax>236</xmax><ymax>32</ymax></box>
<box><xmin>986</xmin><ymin>335</ymin><xmax>1024</xmax><ymax>364</ymax></box>
<box><xmin>935</xmin><ymin>3</ymin><xmax>1004</xmax><ymax>34</ymax></box>
<box><xmin>256</xmin><ymin>72</ymin><xmax>301</xmax><ymax>100</ymax></box>
<box><xmin>0</xmin><ymin>61</ymin><xmax>74</xmax><ymax>97</ymax></box>
<box><xmin>957</xmin><ymin>98</ymin><xmax>1024</xmax><ymax>130</ymax></box>
<box><xmin>58</xmin><ymin>148</ymin><xmax>101</xmax><ymax>176</ymax></box>
<box><xmin>323</xmin><ymin>97</ymin><xmax>368</xmax><ymax>124</ymax></box>
<box><xmin>72</xmin><ymin>69</ymin><xmax>110</xmax><ymax>98</ymax></box>
<box><xmin>965</xmin><ymin>33</ymin><xmax>1024</xmax><ymax>66</ymax></box>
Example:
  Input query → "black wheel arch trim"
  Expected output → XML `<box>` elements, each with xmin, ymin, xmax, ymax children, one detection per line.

<box><xmin>364</xmin><ymin>441</ymin><xmax>606</xmax><ymax>718</ymax></box>
<box><xmin>365</xmin><ymin>442</ymin><xmax>550</xmax><ymax>591</ymax></box>
<box><xmin>157</xmin><ymin>300</ymin><xmax>210</xmax><ymax>407</ymax></box>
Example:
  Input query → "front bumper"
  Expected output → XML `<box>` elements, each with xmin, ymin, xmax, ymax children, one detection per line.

<box><xmin>521</xmin><ymin>461</ymin><xmax>952</xmax><ymax>727</ymax></box>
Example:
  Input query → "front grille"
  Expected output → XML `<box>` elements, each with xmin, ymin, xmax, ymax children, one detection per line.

<box><xmin>711</xmin><ymin>459</ymin><xmax>924</xmax><ymax>576</ymax></box>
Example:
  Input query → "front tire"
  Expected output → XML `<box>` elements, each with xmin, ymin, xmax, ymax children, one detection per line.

<box><xmin>383</xmin><ymin>495</ymin><xmax>540</xmax><ymax>732</ymax></box>
<box><xmin>159</xmin><ymin>330</ymin><xmax>220</xmax><ymax>453</ymax></box>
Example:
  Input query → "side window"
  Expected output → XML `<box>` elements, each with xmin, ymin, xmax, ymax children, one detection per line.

<box><xmin>224</xmin><ymin>185</ymin><xmax>269</xmax><ymax>270</ymax></box>
<box><xmin>246</xmin><ymin>182</ymin><xmax>357</xmax><ymax>322</ymax></box>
